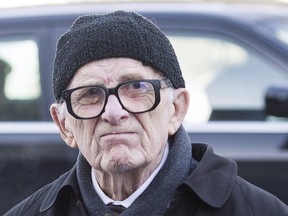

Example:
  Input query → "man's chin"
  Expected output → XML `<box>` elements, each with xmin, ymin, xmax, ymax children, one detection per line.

<box><xmin>103</xmin><ymin>149</ymin><xmax>134</xmax><ymax>174</ymax></box>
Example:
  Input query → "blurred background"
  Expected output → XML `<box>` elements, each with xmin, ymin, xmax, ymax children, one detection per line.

<box><xmin>1</xmin><ymin>0</ymin><xmax>288</xmax><ymax>214</ymax></box>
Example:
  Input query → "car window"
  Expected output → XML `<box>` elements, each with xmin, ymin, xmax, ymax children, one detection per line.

<box><xmin>0</xmin><ymin>38</ymin><xmax>41</xmax><ymax>121</ymax></box>
<box><xmin>169</xmin><ymin>34</ymin><xmax>288</xmax><ymax>124</ymax></box>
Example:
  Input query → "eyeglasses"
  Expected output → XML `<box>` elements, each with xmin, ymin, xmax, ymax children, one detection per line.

<box><xmin>60</xmin><ymin>79</ymin><xmax>172</xmax><ymax>119</ymax></box>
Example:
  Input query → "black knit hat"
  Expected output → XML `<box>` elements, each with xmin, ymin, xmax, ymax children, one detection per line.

<box><xmin>52</xmin><ymin>10</ymin><xmax>185</xmax><ymax>101</ymax></box>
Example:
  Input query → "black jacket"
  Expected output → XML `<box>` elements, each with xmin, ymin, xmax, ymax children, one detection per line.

<box><xmin>5</xmin><ymin>143</ymin><xmax>288</xmax><ymax>216</ymax></box>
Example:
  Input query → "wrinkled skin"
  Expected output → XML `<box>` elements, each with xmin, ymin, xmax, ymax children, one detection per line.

<box><xmin>50</xmin><ymin>58</ymin><xmax>189</xmax><ymax>200</ymax></box>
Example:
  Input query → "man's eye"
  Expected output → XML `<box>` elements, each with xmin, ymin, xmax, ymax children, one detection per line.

<box><xmin>77</xmin><ymin>87</ymin><xmax>105</xmax><ymax>104</ymax></box>
<box><xmin>132</xmin><ymin>82</ymin><xmax>142</xmax><ymax>89</ymax></box>
<box><xmin>129</xmin><ymin>81</ymin><xmax>151</xmax><ymax>91</ymax></box>
<box><xmin>85</xmin><ymin>88</ymin><xmax>102</xmax><ymax>97</ymax></box>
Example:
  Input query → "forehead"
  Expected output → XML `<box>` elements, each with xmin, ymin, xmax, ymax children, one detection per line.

<box><xmin>69</xmin><ymin>58</ymin><xmax>162</xmax><ymax>88</ymax></box>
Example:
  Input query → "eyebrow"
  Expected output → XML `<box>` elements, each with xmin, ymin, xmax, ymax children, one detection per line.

<box><xmin>118</xmin><ymin>73</ymin><xmax>146</xmax><ymax>82</ymax></box>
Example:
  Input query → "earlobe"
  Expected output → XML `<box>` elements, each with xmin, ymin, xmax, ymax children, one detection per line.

<box><xmin>66</xmin><ymin>132</ymin><xmax>78</xmax><ymax>148</ymax></box>
<box><xmin>168</xmin><ymin>89</ymin><xmax>190</xmax><ymax>135</ymax></box>
<box><xmin>50</xmin><ymin>103</ymin><xmax>78</xmax><ymax>148</ymax></box>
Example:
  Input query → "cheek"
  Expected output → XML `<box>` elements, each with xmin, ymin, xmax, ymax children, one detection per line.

<box><xmin>71</xmin><ymin>119</ymin><xmax>101</xmax><ymax>166</ymax></box>
<box><xmin>150</xmin><ymin>102</ymin><xmax>171</xmax><ymax>129</ymax></box>
<box><xmin>139</xmin><ymin>109</ymin><xmax>170</xmax><ymax>153</ymax></box>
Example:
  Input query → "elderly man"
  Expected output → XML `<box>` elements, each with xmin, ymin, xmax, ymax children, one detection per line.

<box><xmin>5</xmin><ymin>11</ymin><xmax>288</xmax><ymax>216</ymax></box>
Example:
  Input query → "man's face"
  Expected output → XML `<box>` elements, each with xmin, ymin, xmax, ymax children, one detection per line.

<box><xmin>59</xmin><ymin>58</ymin><xmax>177</xmax><ymax>175</ymax></box>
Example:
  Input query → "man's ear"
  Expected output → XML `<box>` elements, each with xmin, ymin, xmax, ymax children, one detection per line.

<box><xmin>168</xmin><ymin>88</ymin><xmax>190</xmax><ymax>135</ymax></box>
<box><xmin>50</xmin><ymin>103</ymin><xmax>78</xmax><ymax>148</ymax></box>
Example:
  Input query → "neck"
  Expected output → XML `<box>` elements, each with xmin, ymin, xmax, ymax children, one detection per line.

<box><xmin>94</xmin><ymin>143</ymin><xmax>169</xmax><ymax>201</ymax></box>
<box><xmin>94</xmin><ymin>160</ymin><xmax>160</xmax><ymax>201</ymax></box>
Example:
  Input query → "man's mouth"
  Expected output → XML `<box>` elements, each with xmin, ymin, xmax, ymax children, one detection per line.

<box><xmin>102</xmin><ymin>132</ymin><xmax>134</xmax><ymax>137</ymax></box>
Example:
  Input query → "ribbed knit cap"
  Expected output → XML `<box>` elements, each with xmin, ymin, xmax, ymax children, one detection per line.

<box><xmin>52</xmin><ymin>10</ymin><xmax>185</xmax><ymax>101</ymax></box>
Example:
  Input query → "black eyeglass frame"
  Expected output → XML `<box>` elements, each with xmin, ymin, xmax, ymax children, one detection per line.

<box><xmin>59</xmin><ymin>79</ymin><xmax>172</xmax><ymax>119</ymax></box>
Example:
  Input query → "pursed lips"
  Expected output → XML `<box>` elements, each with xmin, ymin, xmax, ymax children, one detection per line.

<box><xmin>100</xmin><ymin>131</ymin><xmax>135</xmax><ymax>139</ymax></box>
<box><xmin>100</xmin><ymin>131</ymin><xmax>136</xmax><ymax>148</ymax></box>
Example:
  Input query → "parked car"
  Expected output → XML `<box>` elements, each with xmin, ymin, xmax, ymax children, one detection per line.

<box><xmin>1</xmin><ymin>1</ymin><xmax>288</xmax><ymax>213</ymax></box>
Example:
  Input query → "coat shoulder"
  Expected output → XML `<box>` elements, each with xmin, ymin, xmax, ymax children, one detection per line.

<box><xmin>234</xmin><ymin>176</ymin><xmax>288</xmax><ymax>215</ymax></box>
<box><xmin>4</xmin><ymin>183</ymin><xmax>53</xmax><ymax>215</ymax></box>
<box><xmin>4</xmin><ymin>170</ymin><xmax>72</xmax><ymax>216</ymax></box>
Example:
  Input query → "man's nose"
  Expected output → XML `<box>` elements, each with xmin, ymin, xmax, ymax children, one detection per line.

<box><xmin>101</xmin><ymin>95</ymin><xmax>129</xmax><ymax>125</ymax></box>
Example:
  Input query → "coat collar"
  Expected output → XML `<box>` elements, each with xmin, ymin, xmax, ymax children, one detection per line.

<box><xmin>38</xmin><ymin>141</ymin><xmax>237</xmax><ymax>211</ymax></box>
<box><xmin>183</xmin><ymin>143</ymin><xmax>238</xmax><ymax>208</ymax></box>
<box><xmin>39</xmin><ymin>164</ymin><xmax>80</xmax><ymax>212</ymax></box>
<box><xmin>38</xmin><ymin>125</ymin><xmax>193</xmax><ymax>214</ymax></box>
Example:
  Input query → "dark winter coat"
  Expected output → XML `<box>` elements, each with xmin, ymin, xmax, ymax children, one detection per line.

<box><xmin>5</xmin><ymin>140</ymin><xmax>288</xmax><ymax>215</ymax></box>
